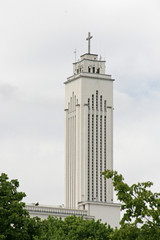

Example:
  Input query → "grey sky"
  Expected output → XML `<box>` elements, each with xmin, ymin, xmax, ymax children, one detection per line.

<box><xmin>0</xmin><ymin>0</ymin><xmax>160</xmax><ymax>205</ymax></box>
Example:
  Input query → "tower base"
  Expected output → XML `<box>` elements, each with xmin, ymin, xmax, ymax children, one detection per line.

<box><xmin>78</xmin><ymin>201</ymin><xmax>120</xmax><ymax>228</ymax></box>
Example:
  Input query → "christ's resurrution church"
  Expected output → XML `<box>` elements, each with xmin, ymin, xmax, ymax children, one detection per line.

<box><xmin>26</xmin><ymin>33</ymin><xmax>120</xmax><ymax>228</ymax></box>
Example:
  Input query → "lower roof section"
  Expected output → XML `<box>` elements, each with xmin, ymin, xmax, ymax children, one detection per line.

<box><xmin>25</xmin><ymin>204</ymin><xmax>94</xmax><ymax>220</ymax></box>
<box><xmin>25</xmin><ymin>201</ymin><xmax>120</xmax><ymax>228</ymax></box>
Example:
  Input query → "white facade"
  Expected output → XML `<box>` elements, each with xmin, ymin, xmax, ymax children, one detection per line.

<box><xmin>26</xmin><ymin>204</ymin><xmax>94</xmax><ymax>221</ymax></box>
<box><xmin>27</xmin><ymin>34</ymin><xmax>120</xmax><ymax>228</ymax></box>
<box><xmin>26</xmin><ymin>202</ymin><xmax>120</xmax><ymax>228</ymax></box>
<box><xmin>65</xmin><ymin>51</ymin><xmax>114</xmax><ymax>209</ymax></box>
<box><xmin>79</xmin><ymin>202</ymin><xmax>120</xmax><ymax>228</ymax></box>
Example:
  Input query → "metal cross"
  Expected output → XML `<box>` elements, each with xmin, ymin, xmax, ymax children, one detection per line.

<box><xmin>86</xmin><ymin>32</ymin><xmax>93</xmax><ymax>54</ymax></box>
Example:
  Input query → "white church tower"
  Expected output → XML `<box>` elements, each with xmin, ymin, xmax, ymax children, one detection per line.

<box><xmin>65</xmin><ymin>33</ymin><xmax>120</xmax><ymax>224</ymax></box>
<box><xmin>65</xmin><ymin>32</ymin><xmax>114</xmax><ymax>208</ymax></box>
<box><xmin>26</xmin><ymin>33</ymin><xmax>120</xmax><ymax>227</ymax></box>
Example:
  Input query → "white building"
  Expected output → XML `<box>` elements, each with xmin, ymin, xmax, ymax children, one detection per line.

<box><xmin>26</xmin><ymin>33</ymin><xmax>120</xmax><ymax>228</ymax></box>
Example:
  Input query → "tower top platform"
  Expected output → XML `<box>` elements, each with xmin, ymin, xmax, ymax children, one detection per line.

<box><xmin>72</xmin><ymin>53</ymin><xmax>106</xmax><ymax>75</ymax></box>
<box><xmin>80</xmin><ymin>53</ymin><xmax>98</xmax><ymax>60</ymax></box>
<box><xmin>72</xmin><ymin>33</ymin><xmax>106</xmax><ymax>75</ymax></box>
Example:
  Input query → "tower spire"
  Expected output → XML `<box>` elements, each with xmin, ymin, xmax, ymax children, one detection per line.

<box><xmin>86</xmin><ymin>32</ymin><xmax>93</xmax><ymax>54</ymax></box>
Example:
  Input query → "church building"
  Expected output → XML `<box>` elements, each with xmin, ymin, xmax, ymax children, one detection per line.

<box><xmin>26</xmin><ymin>33</ymin><xmax>120</xmax><ymax>228</ymax></box>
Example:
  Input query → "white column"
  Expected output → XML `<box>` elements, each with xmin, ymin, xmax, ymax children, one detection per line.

<box><xmin>76</xmin><ymin>104</ymin><xmax>80</xmax><ymax>207</ymax></box>
<box><xmin>107</xmin><ymin>107</ymin><xmax>113</xmax><ymax>202</ymax></box>
<box><xmin>84</xmin><ymin>104</ymin><xmax>89</xmax><ymax>202</ymax></box>
<box><xmin>98</xmin><ymin>112</ymin><xmax>100</xmax><ymax>202</ymax></box>
<box><xmin>65</xmin><ymin>109</ymin><xmax>69</xmax><ymax>207</ymax></box>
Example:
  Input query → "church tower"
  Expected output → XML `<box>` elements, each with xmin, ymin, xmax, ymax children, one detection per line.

<box><xmin>26</xmin><ymin>33</ymin><xmax>120</xmax><ymax>227</ymax></box>
<box><xmin>65</xmin><ymin>33</ymin><xmax>114</xmax><ymax>210</ymax></box>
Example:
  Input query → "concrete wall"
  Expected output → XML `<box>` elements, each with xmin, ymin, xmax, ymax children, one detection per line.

<box><xmin>79</xmin><ymin>202</ymin><xmax>120</xmax><ymax>228</ymax></box>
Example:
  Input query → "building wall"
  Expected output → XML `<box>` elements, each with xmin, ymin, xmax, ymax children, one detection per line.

<box><xmin>26</xmin><ymin>203</ymin><xmax>120</xmax><ymax>228</ymax></box>
<box><xmin>26</xmin><ymin>204</ymin><xmax>94</xmax><ymax>221</ymax></box>
<box><xmin>65</xmin><ymin>61</ymin><xmax>114</xmax><ymax>208</ymax></box>
<box><xmin>81</xmin><ymin>202</ymin><xmax>120</xmax><ymax>228</ymax></box>
<box><xmin>26</xmin><ymin>50</ymin><xmax>120</xmax><ymax>228</ymax></box>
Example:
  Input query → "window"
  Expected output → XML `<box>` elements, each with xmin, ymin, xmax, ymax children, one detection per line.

<box><xmin>104</xmin><ymin>116</ymin><xmax>107</xmax><ymax>202</ymax></box>
<box><xmin>88</xmin><ymin>98</ymin><xmax>90</xmax><ymax>110</ymax></box>
<box><xmin>88</xmin><ymin>113</ymin><xmax>90</xmax><ymax>200</ymax></box>
<box><xmin>96</xmin><ymin>115</ymin><xmax>98</xmax><ymax>198</ymax></box>
<box><xmin>93</xmin><ymin>67</ymin><xmax>95</xmax><ymax>73</ymax></box>
<box><xmin>96</xmin><ymin>68</ymin><xmax>100</xmax><ymax>74</ymax></box>
<box><xmin>100</xmin><ymin>115</ymin><xmax>103</xmax><ymax>201</ymax></box>
<box><xmin>96</xmin><ymin>91</ymin><xmax>98</xmax><ymax>111</ymax></box>
<box><xmin>104</xmin><ymin>100</ymin><xmax>107</xmax><ymax>112</ymax></box>
<box><xmin>91</xmin><ymin>114</ymin><xmax>94</xmax><ymax>200</ymax></box>
<box><xmin>92</xmin><ymin>95</ymin><xmax>94</xmax><ymax>110</ymax></box>
<box><xmin>100</xmin><ymin>96</ymin><xmax>102</xmax><ymax>111</ymax></box>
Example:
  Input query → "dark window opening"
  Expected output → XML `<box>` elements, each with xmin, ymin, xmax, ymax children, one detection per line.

<box><xmin>100</xmin><ymin>95</ymin><xmax>102</xmax><ymax>111</ymax></box>
<box><xmin>88</xmin><ymin>98</ymin><xmax>90</xmax><ymax>110</ymax></box>
<box><xmin>96</xmin><ymin>68</ymin><xmax>100</xmax><ymax>74</ymax></box>
<box><xmin>93</xmin><ymin>67</ymin><xmax>95</xmax><ymax>73</ymax></box>
<box><xmin>96</xmin><ymin>91</ymin><xmax>98</xmax><ymax>110</ymax></box>
<box><xmin>104</xmin><ymin>100</ymin><xmax>107</xmax><ymax>111</ymax></box>
<box><xmin>92</xmin><ymin>95</ymin><xmax>94</xmax><ymax>110</ymax></box>
<box><xmin>88</xmin><ymin>67</ymin><xmax>91</xmax><ymax>73</ymax></box>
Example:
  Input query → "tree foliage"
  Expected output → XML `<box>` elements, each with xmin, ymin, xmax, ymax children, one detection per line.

<box><xmin>0</xmin><ymin>173</ymin><xmax>41</xmax><ymax>240</ymax></box>
<box><xmin>34</xmin><ymin>215</ymin><xmax>113</xmax><ymax>240</ymax></box>
<box><xmin>102</xmin><ymin>170</ymin><xmax>160</xmax><ymax>240</ymax></box>
<box><xmin>2</xmin><ymin>171</ymin><xmax>160</xmax><ymax>240</ymax></box>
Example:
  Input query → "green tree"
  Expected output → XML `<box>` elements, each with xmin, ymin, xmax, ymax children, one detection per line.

<box><xmin>102</xmin><ymin>170</ymin><xmax>160</xmax><ymax>240</ymax></box>
<box><xmin>35</xmin><ymin>215</ymin><xmax>113</xmax><ymax>240</ymax></box>
<box><xmin>0</xmin><ymin>173</ymin><xmax>41</xmax><ymax>240</ymax></box>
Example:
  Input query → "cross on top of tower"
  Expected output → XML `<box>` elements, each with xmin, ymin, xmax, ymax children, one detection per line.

<box><xmin>86</xmin><ymin>32</ymin><xmax>93</xmax><ymax>54</ymax></box>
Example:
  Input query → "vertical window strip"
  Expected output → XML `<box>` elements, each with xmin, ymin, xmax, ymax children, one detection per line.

<box><xmin>96</xmin><ymin>115</ymin><xmax>98</xmax><ymax>199</ymax></box>
<box><xmin>100</xmin><ymin>95</ymin><xmax>102</xmax><ymax>111</ymax></box>
<box><xmin>92</xmin><ymin>114</ymin><xmax>94</xmax><ymax>200</ymax></box>
<box><xmin>100</xmin><ymin>115</ymin><xmax>102</xmax><ymax>201</ymax></box>
<box><xmin>88</xmin><ymin>113</ymin><xmax>90</xmax><ymax>200</ymax></box>
<box><xmin>92</xmin><ymin>95</ymin><xmax>94</xmax><ymax>110</ymax></box>
<box><xmin>96</xmin><ymin>90</ymin><xmax>98</xmax><ymax>111</ymax></box>
<box><xmin>88</xmin><ymin>98</ymin><xmax>90</xmax><ymax>200</ymax></box>
<box><xmin>104</xmin><ymin>116</ymin><xmax>107</xmax><ymax>202</ymax></box>
<box><xmin>88</xmin><ymin>98</ymin><xmax>90</xmax><ymax>110</ymax></box>
<box><xmin>104</xmin><ymin>100</ymin><xmax>107</xmax><ymax>112</ymax></box>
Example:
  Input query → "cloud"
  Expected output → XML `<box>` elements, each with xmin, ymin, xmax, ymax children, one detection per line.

<box><xmin>0</xmin><ymin>136</ymin><xmax>64</xmax><ymax>205</ymax></box>
<box><xmin>114</xmin><ymin>88</ymin><xmax>160</xmax><ymax>191</ymax></box>
<box><xmin>0</xmin><ymin>83</ymin><xmax>17</xmax><ymax>100</ymax></box>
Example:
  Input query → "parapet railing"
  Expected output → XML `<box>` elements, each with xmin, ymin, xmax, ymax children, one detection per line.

<box><xmin>25</xmin><ymin>205</ymin><xmax>88</xmax><ymax>217</ymax></box>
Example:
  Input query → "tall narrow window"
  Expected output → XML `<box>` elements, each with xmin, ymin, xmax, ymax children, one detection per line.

<box><xmin>100</xmin><ymin>95</ymin><xmax>102</xmax><ymax>111</ymax></box>
<box><xmin>88</xmin><ymin>98</ymin><xmax>90</xmax><ymax>110</ymax></box>
<box><xmin>92</xmin><ymin>95</ymin><xmax>94</xmax><ymax>110</ymax></box>
<box><xmin>100</xmin><ymin>115</ymin><xmax>102</xmax><ymax>201</ymax></box>
<box><xmin>104</xmin><ymin>100</ymin><xmax>107</xmax><ymax>112</ymax></box>
<box><xmin>93</xmin><ymin>67</ymin><xmax>95</xmax><ymax>73</ymax></box>
<box><xmin>104</xmin><ymin>115</ymin><xmax>107</xmax><ymax>202</ymax></box>
<box><xmin>92</xmin><ymin>114</ymin><xmax>94</xmax><ymax>200</ymax></box>
<box><xmin>96</xmin><ymin>115</ymin><xmax>98</xmax><ymax>199</ymax></box>
<box><xmin>96</xmin><ymin>91</ymin><xmax>98</xmax><ymax>111</ymax></box>
<box><xmin>88</xmin><ymin>113</ymin><xmax>90</xmax><ymax>200</ymax></box>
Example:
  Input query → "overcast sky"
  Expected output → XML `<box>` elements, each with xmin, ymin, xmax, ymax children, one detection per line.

<box><xmin>0</xmin><ymin>0</ymin><xmax>160</xmax><ymax>206</ymax></box>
